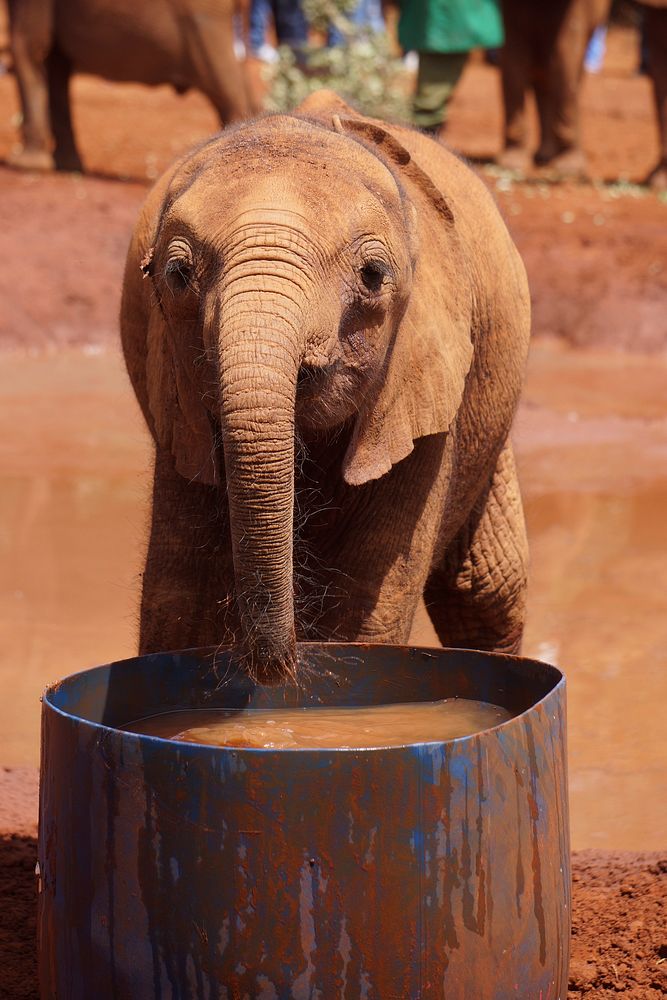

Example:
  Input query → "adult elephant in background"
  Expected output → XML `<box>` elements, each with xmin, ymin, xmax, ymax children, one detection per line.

<box><xmin>121</xmin><ymin>91</ymin><xmax>531</xmax><ymax>683</ymax></box>
<box><xmin>7</xmin><ymin>0</ymin><xmax>252</xmax><ymax>172</ymax></box>
<box><xmin>498</xmin><ymin>0</ymin><xmax>610</xmax><ymax>178</ymax></box>
<box><xmin>639</xmin><ymin>0</ymin><xmax>667</xmax><ymax>190</ymax></box>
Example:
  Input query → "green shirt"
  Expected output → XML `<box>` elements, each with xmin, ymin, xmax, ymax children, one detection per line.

<box><xmin>399</xmin><ymin>0</ymin><xmax>504</xmax><ymax>54</ymax></box>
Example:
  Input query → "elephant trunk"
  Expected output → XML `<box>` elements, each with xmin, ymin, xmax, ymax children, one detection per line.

<box><xmin>217</xmin><ymin>280</ymin><xmax>301</xmax><ymax>682</ymax></box>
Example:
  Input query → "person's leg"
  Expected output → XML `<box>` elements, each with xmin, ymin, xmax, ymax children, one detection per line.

<box><xmin>412</xmin><ymin>50</ymin><xmax>468</xmax><ymax>135</ymax></box>
<box><xmin>270</xmin><ymin>0</ymin><xmax>307</xmax><ymax>47</ymax></box>
<box><xmin>352</xmin><ymin>0</ymin><xmax>384</xmax><ymax>32</ymax></box>
<box><xmin>327</xmin><ymin>11</ymin><xmax>345</xmax><ymax>47</ymax></box>
<box><xmin>249</xmin><ymin>0</ymin><xmax>270</xmax><ymax>53</ymax></box>
<box><xmin>329</xmin><ymin>0</ymin><xmax>386</xmax><ymax>43</ymax></box>
<box><xmin>644</xmin><ymin>6</ymin><xmax>667</xmax><ymax>190</ymax></box>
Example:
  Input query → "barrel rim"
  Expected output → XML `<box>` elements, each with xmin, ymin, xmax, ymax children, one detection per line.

<box><xmin>42</xmin><ymin>642</ymin><xmax>565</xmax><ymax>755</ymax></box>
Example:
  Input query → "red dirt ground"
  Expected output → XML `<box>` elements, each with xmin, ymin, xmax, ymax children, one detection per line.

<box><xmin>0</xmin><ymin>21</ymin><xmax>665</xmax><ymax>999</ymax></box>
<box><xmin>2</xmin><ymin>786</ymin><xmax>664</xmax><ymax>1000</ymax></box>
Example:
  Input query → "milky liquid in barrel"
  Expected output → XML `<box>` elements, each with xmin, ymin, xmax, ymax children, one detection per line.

<box><xmin>123</xmin><ymin>699</ymin><xmax>515</xmax><ymax>749</ymax></box>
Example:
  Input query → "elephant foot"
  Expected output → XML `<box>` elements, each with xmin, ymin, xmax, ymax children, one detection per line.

<box><xmin>495</xmin><ymin>145</ymin><xmax>531</xmax><ymax>176</ymax></box>
<box><xmin>535</xmin><ymin>147</ymin><xmax>589</xmax><ymax>182</ymax></box>
<box><xmin>5</xmin><ymin>146</ymin><xmax>55</xmax><ymax>172</ymax></box>
<box><xmin>644</xmin><ymin>162</ymin><xmax>667</xmax><ymax>193</ymax></box>
<box><xmin>54</xmin><ymin>149</ymin><xmax>84</xmax><ymax>173</ymax></box>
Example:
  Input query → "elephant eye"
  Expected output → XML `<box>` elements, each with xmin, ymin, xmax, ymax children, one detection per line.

<box><xmin>164</xmin><ymin>257</ymin><xmax>194</xmax><ymax>294</ymax></box>
<box><xmin>359</xmin><ymin>260</ymin><xmax>390</xmax><ymax>294</ymax></box>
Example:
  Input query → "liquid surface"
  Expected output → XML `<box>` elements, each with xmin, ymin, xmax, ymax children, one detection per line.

<box><xmin>124</xmin><ymin>699</ymin><xmax>514</xmax><ymax>749</ymax></box>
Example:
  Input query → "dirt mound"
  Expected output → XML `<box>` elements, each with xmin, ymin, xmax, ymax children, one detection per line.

<box><xmin>569</xmin><ymin>851</ymin><xmax>667</xmax><ymax>998</ymax></box>
<box><xmin>499</xmin><ymin>184</ymin><xmax>667</xmax><ymax>354</ymax></box>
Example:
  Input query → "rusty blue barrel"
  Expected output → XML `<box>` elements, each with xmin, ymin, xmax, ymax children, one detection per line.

<box><xmin>38</xmin><ymin>643</ymin><xmax>569</xmax><ymax>998</ymax></box>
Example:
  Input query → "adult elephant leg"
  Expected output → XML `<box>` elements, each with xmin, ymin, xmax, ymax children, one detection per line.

<box><xmin>47</xmin><ymin>47</ymin><xmax>82</xmax><ymax>172</ymax></box>
<box><xmin>535</xmin><ymin>0</ymin><xmax>610</xmax><ymax>176</ymax></box>
<box><xmin>498</xmin><ymin>1</ymin><xmax>533</xmax><ymax>173</ymax></box>
<box><xmin>182</xmin><ymin>12</ymin><xmax>253</xmax><ymax>124</ymax></box>
<box><xmin>7</xmin><ymin>0</ymin><xmax>54</xmax><ymax>170</ymax></box>
<box><xmin>139</xmin><ymin>447</ymin><xmax>237</xmax><ymax>655</ymax></box>
<box><xmin>644</xmin><ymin>6</ymin><xmax>667</xmax><ymax>190</ymax></box>
<box><xmin>424</xmin><ymin>442</ymin><xmax>528</xmax><ymax>655</ymax></box>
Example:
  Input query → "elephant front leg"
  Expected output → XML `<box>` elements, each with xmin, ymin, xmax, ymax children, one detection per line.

<box><xmin>644</xmin><ymin>6</ymin><xmax>667</xmax><ymax>190</ymax></box>
<box><xmin>47</xmin><ymin>47</ymin><xmax>83</xmax><ymax>172</ymax></box>
<box><xmin>498</xmin><ymin>26</ymin><xmax>532</xmax><ymax>172</ymax></box>
<box><xmin>300</xmin><ymin>436</ymin><xmax>446</xmax><ymax>647</ymax></box>
<box><xmin>320</xmin><ymin>574</ymin><xmax>425</xmax><ymax>647</ymax></box>
<box><xmin>534</xmin><ymin>0</ymin><xmax>610</xmax><ymax>177</ymax></box>
<box><xmin>139</xmin><ymin>448</ymin><xmax>237</xmax><ymax>655</ymax></box>
<box><xmin>7</xmin><ymin>0</ymin><xmax>55</xmax><ymax>170</ymax></box>
<box><xmin>424</xmin><ymin>443</ymin><xmax>528</xmax><ymax>655</ymax></box>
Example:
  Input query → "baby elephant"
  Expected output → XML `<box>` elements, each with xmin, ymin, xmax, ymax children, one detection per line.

<box><xmin>121</xmin><ymin>91</ymin><xmax>531</xmax><ymax>682</ymax></box>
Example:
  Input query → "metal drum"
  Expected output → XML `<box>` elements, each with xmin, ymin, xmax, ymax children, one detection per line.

<box><xmin>38</xmin><ymin>643</ymin><xmax>569</xmax><ymax>998</ymax></box>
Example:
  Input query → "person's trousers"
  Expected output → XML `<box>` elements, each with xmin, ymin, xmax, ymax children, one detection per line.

<box><xmin>270</xmin><ymin>0</ymin><xmax>308</xmax><ymax>47</ymax></box>
<box><xmin>249</xmin><ymin>0</ymin><xmax>271</xmax><ymax>52</ymax></box>
<box><xmin>413</xmin><ymin>51</ymin><xmax>468</xmax><ymax>130</ymax></box>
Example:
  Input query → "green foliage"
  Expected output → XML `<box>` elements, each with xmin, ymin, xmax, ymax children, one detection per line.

<box><xmin>264</xmin><ymin>0</ymin><xmax>410</xmax><ymax>123</ymax></box>
<box><xmin>302</xmin><ymin>0</ymin><xmax>358</xmax><ymax>33</ymax></box>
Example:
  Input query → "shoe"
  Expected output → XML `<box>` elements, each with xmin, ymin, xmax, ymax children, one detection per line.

<box><xmin>254</xmin><ymin>43</ymin><xmax>279</xmax><ymax>64</ymax></box>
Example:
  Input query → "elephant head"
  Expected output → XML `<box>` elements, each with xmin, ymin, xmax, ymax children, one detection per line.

<box><xmin>122</xmin><ymin>96</ymin><xmax>474</xmax><ymax>682</ymax></box>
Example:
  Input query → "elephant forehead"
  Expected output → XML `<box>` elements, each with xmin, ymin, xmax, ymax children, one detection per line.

<box><xmin>172</xmin><ymin>164</ymin><xmax>404</xmax><ymax>250</ymax></box>
<box><xmin>176</xmin><ymin>120</ymin><xmax>403</xmax><ymax>206</ymax></box>
<box><xmin>229</xmin><ymin>115</ymin><xmax>402</xmax><ymax>189</ymax></box>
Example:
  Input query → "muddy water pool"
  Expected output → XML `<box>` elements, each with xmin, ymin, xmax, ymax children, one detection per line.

<box><xmin>0</xmin><ymin>341</ymin><xmax>665</xmax><ymax>848</ymax></box>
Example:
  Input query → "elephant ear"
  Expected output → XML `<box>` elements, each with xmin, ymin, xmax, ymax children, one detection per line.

<box><xmin>334</xmin><ymin>117</ymin><xmax>474</xmax><ymax>486</ymax></box>
<box><xmin>121</xmin><ymin>162</ymin><xmax>219</xmax><ymax>486</ymax></box>
<box><xmin>144</xmin><ymin>304</ymin><xmax>219</xmax><ymax>485</ymax></box>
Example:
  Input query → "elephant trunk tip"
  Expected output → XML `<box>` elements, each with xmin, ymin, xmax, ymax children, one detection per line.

<box><xmin>234</xmin><ymin>630</ymin><xmax>299</xmax><ymax>688</ymax></box>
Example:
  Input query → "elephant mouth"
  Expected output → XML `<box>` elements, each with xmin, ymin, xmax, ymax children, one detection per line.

<box><xmin>296</xmin><ymin>360</ymin><xmax>368</xmax><ymax>434</ymax></box>
<box><xmin>296</xmin><ymin>363</ymin><xmax>330</xmax><ymax>393</ymax></box>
